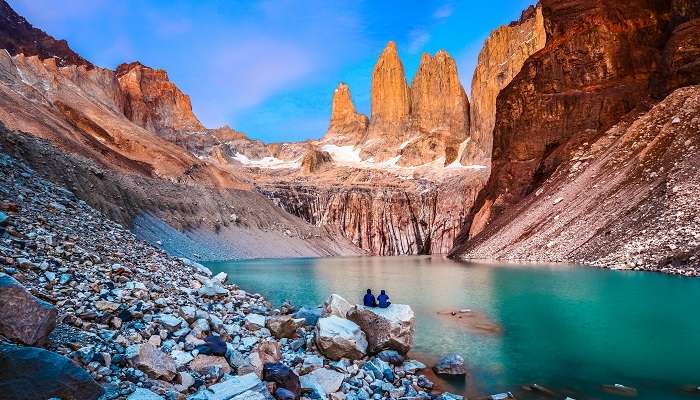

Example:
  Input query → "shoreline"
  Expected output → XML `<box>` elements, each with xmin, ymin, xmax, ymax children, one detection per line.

<box><xmin>0</xmin><ymin>151</ymin><xmax>462</xmax><ymax>400</ymax></box>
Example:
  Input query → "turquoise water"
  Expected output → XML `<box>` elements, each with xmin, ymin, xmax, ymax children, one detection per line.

<box><xmin>205</xmin><ymin>256</ymin><xmax>700</xmax><ymax>399</ymax></box>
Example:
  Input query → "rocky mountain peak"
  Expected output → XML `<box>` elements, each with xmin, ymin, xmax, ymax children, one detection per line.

<box><xmin>0</xmin><ymin>0</ymin><xmax>92</xmax><ymax>68</ymax></box>
<box><xmin>411</xmin><ymin>49</ymin><xmax>469</xmax><ymax>140</ymax></box>
<box><xmin>116</xmin><ymin>61</ymin><xmax>204</xmax><ymax>136</ymax></box>
<box><xmin>323</xmin><ymin>82</ymin><xmax>369</xmax><ymax>145</ymax></box>
<box><xmin>370</xmin><ymin>41</ymin><xmax>411</xmax><ymax>123</ymax></box>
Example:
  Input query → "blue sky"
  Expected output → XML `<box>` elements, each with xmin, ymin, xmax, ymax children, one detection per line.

<box><xmin>9</xmin><ymin>0</ymin><xmax>533</xmax><ymax>143</ymax></box>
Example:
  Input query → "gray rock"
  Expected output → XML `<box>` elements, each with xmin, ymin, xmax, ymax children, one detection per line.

<box><xmin>128</xmin><ymin>388</ymin><xmax>165</xmax><ymax>400</ymax></box>
<box><xmin>364</xmin><ymin>358</ymin><xmax>393</xmax><ymax>382</ymax></box>
<box><xmin>399</xmin><ymin>360</ymin><xmax>426</xmax><ymax>374</ymax></box>
<box><xmin>301</xmin><ymin>368</ymin><xmax>346</xmax><ymax>398</ymax></box>
<box><xmin>294</xmin><ymin>307</ymin><xmax>323</xmax><ymax>326</ymax></box>
<box><xmin>189</xmin><ymin>372</ymin><xmax>263</xmax><ymax>400</ymax></box>
<box><xmin>377</xmin><ymin>350</ymin><xmax>404</xmax><ymax>366</ymax></box>
<box><xmin>432</xmin><ymin>354</ymin><xmax>466</xmax><ymax>375</ymax></box>
<box><xmin>245</xmin><ymin>314</ymin><xmax>267</xmax><ymax>330</ymax></box>
<box><xmin>198</xmin><ymin>280</ymin><xmax>229</xmax><ymax>297</ymax></box>
<box><xmin>0</xmin><ymin>273</ymin><xmax>57</xmax><ymax>346</ymax></box>
<box><xmin>314</xmin><ymin>316</ymin><xmax>367</xmax><ymax>360</ymax></box>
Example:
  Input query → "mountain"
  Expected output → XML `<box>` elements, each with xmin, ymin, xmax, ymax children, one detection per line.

<box><xmin>0</xmin><ymin>0</ymin><xmax>92</xmax><ymax>67</ymax></box>
<box><xmin>116</xmin><ymin>61</ymin><xmax>204</xmax><ymax>137</ymax></box>
<box><xmin>466</xmin><ymin>5</ymin><xmax>546</xmax><ymax>164</ymax></box>
<box><xmin>321</xmin><ymin>42</ymin><xmax>471</xmax><ymax>168</ymax></box>
<box><xmin>450</xmin><ymin>0</ymin><xmax>700</xmax><ymax>271</ymax></box>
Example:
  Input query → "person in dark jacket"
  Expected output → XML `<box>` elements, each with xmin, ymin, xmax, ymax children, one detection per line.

<box><xmin>377</xmin><ymin>290</ymin><xmax>391</xmax><ymax>308</ymax></box>
<box><xmin>363</xmin><ymin>289</ymin><xmax>377</xmax><ymax>307</ymax></box>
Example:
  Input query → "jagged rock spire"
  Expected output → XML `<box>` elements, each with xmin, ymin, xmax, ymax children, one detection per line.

<box><xmin>370</xmin><ymin>41</ymin><xmax>411</xmax><ymax>123</ymax></box>
<box><xmin>411</xmin><ymin>50</ymin><xmax>469</xmax><ymax>140</ymax></box>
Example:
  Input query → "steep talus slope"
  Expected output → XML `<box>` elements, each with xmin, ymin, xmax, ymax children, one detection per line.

<box><xmin>453</xmin><ymin>85</ymin><xmax>700</xmax><ymax>274</ymax></box>
<box><xmin>0</xmin><ymin>127</ymin><xmax>363</xmax><ymax>259</ymax></box>
<box><xmin>0</xmin><ymin>0</ymin><xmax>92</xmax><ymax>67</ymax></box>
<box><xmin>451</xmin><ymin>0</ymin><xmax>700</xmax><ymax>271</ymax></box>
<box><xmin>116</xmin><ymin>61</ymin><xmax>204</xmax><ymax>137</ymax></box>
<box><xmin>0</xmin><ymin>1</ymin><xmax>364</xmax><ymax>259</ymax></box>
<box><xmin>466</xmin><ymin>5</ymin><xmax>546</xmax><ymax>164</ymax></box>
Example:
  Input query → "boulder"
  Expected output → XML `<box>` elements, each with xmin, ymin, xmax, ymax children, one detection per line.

<box><xmin>0</xmin><ymin>273</ymin><xmax>57</xmax><ymax>346</ymax></box>
<box><xmin>245</xmin><ymin>314</ymin><xmax>267</xmax><ymax>330</ymax></box>
<box><xmin>0</xmin><ymin>345</ymin><xmax>103</xmax><ymax>400</ymax></box>
<box><xmin>266</xmin><ymin>315</ymin><xmax>305</xmax><ymax>339</ymax></box>
<box><xmin>314</xmin><ymin>315</ymin><xmax>368</xmax><ymax>360</ymax></box>
<box><xmin>322</xmin><ymin>294</ymin><xmax>353</xmax><ymax>318</ymax></box>
<box><xmin>128</xmin><ymin>388</ymin><xmax>165</xmax><ymax>400</ymax></box>
<box><xmin>198</xmin><ymin>279</ymin><xmax>229</xmax><ymax>297</ymax></box>
<box><xmin>364</xmin><ymin>357</ymin><xmax>394</xmax><ymax>381</ymax></box>
<box><xmin>248</xmin><ymin>341</ymin><xmax>282</xmax><ymax>377</ymax></box>
<box><xmin>262</xmin><ymin>362</ymin><xmax>300</xmax><ymax>398</ymax></box>
<box><xmin>433</xmin><ymin>353</ymin><xmax>466</xmax><ymax>375</ymax></box>
<box><xmin>191</xmin><ymin>372</ymin><xmax>270</xmax><ymax>400</ymax></box>
<box><xmin>300</xmin><ymin>368</ymin><xmax>346</xmax><ymax>398</ymax></box>
<box><xmin>204</xmin><ymin>335</ymin><xmax>228</xmax><ymax>356</ymax></box>
<box><xmin>377</xmin><ymin>350</ymin><xmax>404</xmax><ymax>366</ymax></box>
<box><xmin>189</xmin><ymin>354</ymin><xmax>232</xmax><ymax>377</ymax></box>
<box><xmin>346</xmin><ymin>304</ymin><xmax>414</xmax><ymax>354</ymax></box>
<box><xmin>293</xmin><ymin>307</ymin><xmax>323</xmax><ymax>326</ymax></box>
<box><xmin>131</xmin><ymin>343</ymin><xmax>177</xmax><ymax>381</ymax></box>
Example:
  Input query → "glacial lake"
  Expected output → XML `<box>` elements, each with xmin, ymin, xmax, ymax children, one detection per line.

<box><xmin>205</xmin><ymin>256</ymin><xmax>700</xmax><ymax>399</ymax></box>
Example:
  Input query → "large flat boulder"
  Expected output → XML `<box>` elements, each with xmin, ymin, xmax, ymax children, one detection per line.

<box><xmin>314</xmin><ymin>315</ymin><xmax>367</xmax><ymax>360</ymax></box>
<box><xmin>189</xmin><ymin>372</ymin><xmax>273</xmax><ymax>400</ymax></box>
<box><xmin>300</xmin><ymin>368</ymin><xmax>346</xmax><ymax>398</ymax></box>
<box><xmin>0</xmin><ymin>345</ymin><xmax>103</xmax><ymax>400</ymax></box>
<box><xmin>0</xmin><ymin>273</ymin><xmax>57</xmax><ymax>346</ymax></box>
<box><xmin>346</xmin><ymin>304</ymin><xmax>415</xmax><ymax>354</ymax></box>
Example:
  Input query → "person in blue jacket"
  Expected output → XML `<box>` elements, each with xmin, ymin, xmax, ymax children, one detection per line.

<box><xmin>363</xmin><ymin>289</ymin><xmax>377</xmax><ymax>307</ymax></box>
<box><xmin>377</xmin><ymin>289</ymin><xmax>391</xmax><ymax>308</ymax></box>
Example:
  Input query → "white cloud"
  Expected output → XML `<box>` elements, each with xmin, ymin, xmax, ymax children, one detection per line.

<box><xmin>433</xmin><ymin>3</ymin><xmax>454</xmax><ymax>20</ymax></box>
<box><xmin>408</xmin><ymin>29</ymin><xmax>431</xmax><ymax>54</ymax></box>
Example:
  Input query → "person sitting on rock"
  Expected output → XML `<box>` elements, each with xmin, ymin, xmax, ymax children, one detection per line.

<box><xmin>363</xmin><ymin>289</ymin><xmax>377</xmax><ymax>307</ymax></box>
<box><xmin>377</xmin><ymin>290</ymin><xmax>391</xmax><ymax>308</ymax></box>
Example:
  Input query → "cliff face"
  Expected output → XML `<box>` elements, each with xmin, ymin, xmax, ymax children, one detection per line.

<box><xmin>369</xmin><ymin>41</ymin><xmax>411</xmax><ymax>128</ymax></box>
<box><xmin>0</xmin><ymin>51</ymin><xmax>241</xmax><ymax>189</ymax></box>
<box><xmin>116</xmin><ymin>62</ymin><xmax>204</xmax><ymax>137</ymax></box>
<box><xmin>462</xmin><ymin>0</ymin><xmax>695</xmax><ymax>239</ymax></box>
<box><xmin>258</xmin><ymin>175</ymin><xmax>484</xmax><ymax>255</ymax></box>
<box><xmin>0</xmin><ymin>0</ymin><xmax>92</xmax><ymax>68</ymax></box>
<box><xmin>323</xmin><ymin>82</ymin><xmax>369</xmax><ymax>146</ymax></box>
<box><xmin>466</xmin><ymin>5</ymin><xmax>546</xmax><ymax>164</ymax></box>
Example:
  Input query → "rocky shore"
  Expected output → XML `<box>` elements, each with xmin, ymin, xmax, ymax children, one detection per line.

<box><xmin>0</xmin><ymin>151</ymin><xmax>463</xmax><ymax>400</ymax></box>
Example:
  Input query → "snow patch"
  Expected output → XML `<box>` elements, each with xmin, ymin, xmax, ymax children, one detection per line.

<box><xmin>233</xmin><ymin>153</ymin><xmax>301</xmax><ymax>169</ymax></box>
